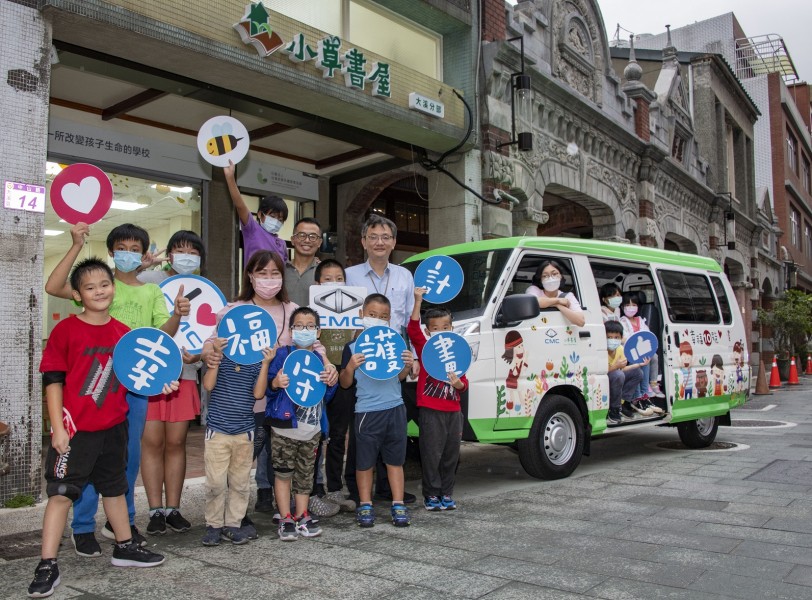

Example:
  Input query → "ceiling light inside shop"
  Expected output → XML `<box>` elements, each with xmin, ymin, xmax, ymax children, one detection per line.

<box><xmin>150</xmin><ymin>184</ymin><xmax>193</xmax><ymax>194</ymax></box>
<box><xmin>44</xmin><ymin>229</ymin><xmax>64</xmax><ymax>236</ymax></box>
<box><xmin>111</xmin><ymin>200</ymin><xmax>148</xmax><ymax>211</ymax></box>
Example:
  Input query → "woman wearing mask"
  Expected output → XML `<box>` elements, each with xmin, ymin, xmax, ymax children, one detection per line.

<box><xmin>600</xmin><ymin>282</ymin><xmax>623</xmax><ymax>322</ymax></box>
<box><xmin>138</xmin><ymin>230</ymin><xmax>206</xmax><ymax>536</ymax></box>
<box><xmin>619</xmin><ymin>291</ymin><xmax>664</xmax><ymax>414</ymax></box>
<box><xmin>526</xmin><ymin>260</ymin><xmax>586</xmax><ymax>327</ymax></box>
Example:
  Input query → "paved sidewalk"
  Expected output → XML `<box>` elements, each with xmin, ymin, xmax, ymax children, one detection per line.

<box><xmin>2</xmin><ymin>381</ymin><xmax>812</xmax><ymax>599</ymax></box>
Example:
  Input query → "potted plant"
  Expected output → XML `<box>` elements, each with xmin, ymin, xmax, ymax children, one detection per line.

<box><xmin>758</xmin><ymin>289</ymin><xmax>812</xmax><ymax>380</ymax></box>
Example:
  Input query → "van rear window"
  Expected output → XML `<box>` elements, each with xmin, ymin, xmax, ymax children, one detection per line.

<box><xmin>710</xmin><ymin>276</ymin><xmax>733</xmax><ymax>324</ymax></box>
<box><xmin>657</xmin><ymin>270</ymin><xmax>720</xmax><ymax>324</ymax></box>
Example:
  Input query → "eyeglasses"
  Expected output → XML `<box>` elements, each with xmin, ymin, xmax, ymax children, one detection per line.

<box><xmin>541</xmin><ymin>274</ymin><xmax>561</xmax><ymax>281</ymax></box>
<box><xmin>293</xmin><ymin>232</ymin><xmax>321</xmax><ymax>242</ymax></box>
<box><xmin>365</xmin><ymin>235</ymin><xmax>393</xmax><ymax>243</ymax></box>
<box><xmin>291</xmin><ymin>324</ymin><xmax>319</xmax><ymax>331</ymax></box>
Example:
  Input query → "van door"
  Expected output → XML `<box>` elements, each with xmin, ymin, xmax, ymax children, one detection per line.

<box><xmin>657</xmin><ymin>268</ymin><xmax>734</xmax><ymax>422</ymax></box>
<box><xmin>492</xmin><ymin>253</ymin><xmax>603</xmax><ymax>431</ymax></box>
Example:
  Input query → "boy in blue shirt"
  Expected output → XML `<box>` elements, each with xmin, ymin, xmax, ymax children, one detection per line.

<box><xmin>255</xmin><ymin>307</ymin><xmax>337</xmax><ymax>540</ymax></box>
<box><xmin>339</xmin><ymin>294</ymin><xmax>414</xmax><ymax>528</ymax></box>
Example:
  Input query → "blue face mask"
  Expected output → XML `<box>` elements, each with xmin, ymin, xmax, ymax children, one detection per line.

<box><xmin>607</xmin><ymin>339</ymin><xmax>622</xmax><ymax>351</ymax></box>
<box><xmin>607</xmin><ymin>297</ymin><xmax>622</xmax><ymax>309</ymax></box>
<box><xmin>171</xmin><ymin>253</ymin><xmax>201</xmax><ymax>275</ymax></box>
<box><xmin>113</xmin><ymin>250</ymin><xmax>142</xmax><ymax>273</ymax></box>
<box><xmin>292</xmin><ymin>329</ymin><xmax>318</xmax><ymax>348</ymax></box>
<box><xmin>261</xmin><ymin>215</ymin><xmax>283</xmax><ymax>235</ymax></box>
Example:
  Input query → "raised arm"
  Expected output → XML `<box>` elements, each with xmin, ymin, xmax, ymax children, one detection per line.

<box><xmin>45</xmin><ymin>222</ymin><xmax>89</xmax><ymax>299</ymax></box>
<box><xmin>224</xmin><ymin>159</ymin><xmax>251</xmax><ymax>226</ymax></box>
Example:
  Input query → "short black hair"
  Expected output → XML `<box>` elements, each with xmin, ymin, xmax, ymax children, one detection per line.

<box><xmin>600</xmin><ymin>282</ymin><xmax>621</xmax><ymax>301</ymax></box>
<box><xmin>106</xmin><ymin>223</ymin><xmax>149</xmax><ymax>254</ymax></box>
<box><xmin>605</xmin><ymin>320</ymin><xmax>623</xmax><ymax>336</ymax></box>
<box><xmin>70</xmin><ymin>258</ymin><xmax>114</xmax><ymax>291</ymax></box>
<box><xmin>363</xmin><ymin>293</ymin><xmax>390</xmax><ymax>308</ymax></box>
<box><xmin>166</xmin><ymin>230</ymin><xmax>206</xmax><ymax>268</ymax></box>
<box><xmin>289</xmin><ymin>306</ymin><xmax>320</xmax><ymax>327</ymax></box>
<box><xmin>315</xmin><ymin>258</ymin><xmax>345</xmax><ymax>282</ymax></box>
<box><xmin>422</xmin><ymin>307</ymin><xmax>452</xmax><ymax>326</ymax></box>
<box><xmin>294</xmin><ymin>217</ymin><xmax>321</xmax><ymax>231</ymax></box>
<box><xmin>621</xmin><ymin>291</ymin><xmax>642</xmax><ymax>306</ymax></box>
<box><xmin>532</xmin><ymin>259</ymin><xmax>566</xmax><ymax>289</ymax></box>
<box><xmin>258</xmin><ymin>195</ymin><xmax>288</xmax><ymax>220</ymax></box>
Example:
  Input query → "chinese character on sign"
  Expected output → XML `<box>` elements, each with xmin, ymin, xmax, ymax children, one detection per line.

<box><xmin>367</xmin><ymin>62</ymin><xmax>391</xmax><ymax>97</ymax></box>
<box><xmin>413</xmin><ymin>255</ymin><xmax>464</xmax><ymax>304</ymax></box>
<box><xmin>225</xmin><ymin>310</ymin><xmax>271</xmax><ymax>356</ymax></box>
<box><xmin>342</xmin><ymin>48</ymin><xmax>367</xmax><ymax>90</ymax></box>
<box><xmin>317</xmin><ymin>36</ymin><xmax>343</xmax><ymax>78</ymax></box>
<box><xmin>283</xmin><ymin>349</ymin><xmax>327</xmax><ymax>408</ymax></box>
<box><xmin>217</xmin><ymin>304</ymin><xmax>278</xmax><ymax>365</ymax></box>
<box><xmin>283</xmin><ymin>33</ymin><xmax>317</xmax><ymax>62</ymax></box>
<box><xmin>421</xmin><ymin>332</ymin><xmax>472</xmax><ymax>381</ymax></box>
<box><xmin>355</xmin><ymin>326</ymin><xmax>406</xmax><ymax>380</ymax></box>
<box><xmin>112</xmin><ymin>328</ymin><xmax>183</xmax><ymax>396</ymax></box>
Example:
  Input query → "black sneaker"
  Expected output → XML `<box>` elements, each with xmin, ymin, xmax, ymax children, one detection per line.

<box><xmin>620</xmin><ymin>403</ymin><xmax>638</xmax><ymax>420</ymax></box>
<box><xmin>240</xmin><ymin>515</ymin><xmax>258</xmax><ymax>540</ymax></box>
<box><xmin>28</xmin><ymin>559</ymin><xmax>60</xmax><ymax>598</ymax></box>
<box><xmin>146</xmin><ymin>512</ymin><xmax>166</xmax><ymax>536</ymax></box>
<box><xmin>254</xmin><ymin>488</ymin><xmax>273</xmax><ymax>513</ymax></box>
<box><xmin>111</xmin><ymin>542</ymin><xmax>165</xmax><ymax>567</ymax></box>
<box><xmin>165</xmin><ymin>510</ymin><xmax>191</xmax><ymax>533</ymax></box>
<box><xmin>374</xmin><ymin>490</ymin><xmax>417</xmax><ymax>504</ymax></box>
<box><xmin>606</xmin><ymin>411</ymin><xmax>622</xmax><ymax>426</ymax></box>
<box><xmin>102</xmin><ymin>522</ymin><xmax>147</xmax><ymax>547</ymax></box>
<box><xmin>72</xmin><ymin>532</ymin><xmax>101</xmax><ymax>557</ymax></box>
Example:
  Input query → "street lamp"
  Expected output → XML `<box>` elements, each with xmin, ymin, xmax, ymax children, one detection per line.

<box><xmin>497</xmin><ymin>36</ymin><xmax>533</xmax><ymax>152</ymax></box>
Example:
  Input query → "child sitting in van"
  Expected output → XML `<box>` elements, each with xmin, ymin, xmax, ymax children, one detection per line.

<box><xmin>407</xmin><ymin>287</ymin><xmax>468</xmax><ymax>511</ymax></box>
<box><xmin>599</xmin><ymin>283</ymin><xmax>622</xmax><ymax>322</ymax></box>
<box><xmin>605</xmin><ymin>321</ymin><xmax>645</xmax><ymax>424</ymax></box>
<box><xmin>619</xmin><ymin>292</ymin><xmax>665</xmax><ymax>414</ymax></box>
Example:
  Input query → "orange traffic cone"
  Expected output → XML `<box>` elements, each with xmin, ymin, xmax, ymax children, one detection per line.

<box><xmin>788</xmin><ymin>356</ymin><xmax>800</xmax><ymax>385</ymax></box>
<box><xmin>754</xmin><ymin>359</ymin><xmax>771</xmax><ymax>395</ymax></box>
<box><xmin>768</xmin><ymin>356</ymin><xmax>781</xmax><ymax>388</ymax></box>
<box><xmin>805</xmin><ymin>354</ymin><xmax>812</xmax><ymax>375</ymax></box>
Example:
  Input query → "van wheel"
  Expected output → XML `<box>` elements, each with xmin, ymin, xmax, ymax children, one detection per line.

<box><xmin>517</xmin><ymin>395</ymin><xmax>584</xmax><ymax>480</ymax></box>
<box><xmin>677</xmin><ymin>417</ymin><xmax>719</xmax><ymax>448</ymax></box>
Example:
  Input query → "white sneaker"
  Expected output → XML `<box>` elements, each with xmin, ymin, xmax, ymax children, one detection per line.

<box><xmin>631</xmin><ymin>400</ymin><xmax>654</xmax><ymax>416</ymax></box>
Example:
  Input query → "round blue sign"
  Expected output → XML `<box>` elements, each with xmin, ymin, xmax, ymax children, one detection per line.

<box><xmin>413</xmin><ymin>255</ymin><xmax>464</xmax><ymax>304</ymax></box>
<box><xmin>160</xmin><ymin>274</ymin><xmax>227</xmax><ymax>355</ymax></box>
<box><xmin>623</xmin><ymin>331</ymin><xmax>659</xmax><ymax>365</ymax></box>
<box><xmin>421</xmin><ymin>332</ymin><xmax>472</xmax><ymax>381</ymax></box>
<box><xmin>282</xmin><ymin>349</ymin><xmax>327</xmax><ymax>408</ymax></box>
<box><xmin>113</xmin><ymin>328</ymin><xmax>183</xmax><ymax>396</ymax></box>
<box><xmin>355</xmin><ymin>326</ymin><xmax>407</xmax><ymax>381</ymax></box>
<box><xmin>216</xmin><ymin>304</ymin><xmax>278</xmax><ymax>365</ymax></box>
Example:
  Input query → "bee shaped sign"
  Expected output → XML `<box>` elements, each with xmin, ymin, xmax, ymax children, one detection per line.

<box><xmin>196</xmin><ymin>116</ymin><xmax>250</xmax><ymax>167</ymax></box>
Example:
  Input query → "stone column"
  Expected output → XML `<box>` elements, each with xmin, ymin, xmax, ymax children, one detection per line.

<box><xmin>426</xmin><ymin>149</ymin><xmax>482</xmax><ymax>247</ymax></box>
<box><xmin>0</xmin><ymin>1</ymin><xmax>51</xmax><ymax>502</ymax></box>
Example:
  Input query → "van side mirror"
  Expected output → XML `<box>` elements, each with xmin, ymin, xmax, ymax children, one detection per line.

<box><xmin>496</xmin><ymin>294</ymin><xmax>540</xmax><ymax>327</ymax></box>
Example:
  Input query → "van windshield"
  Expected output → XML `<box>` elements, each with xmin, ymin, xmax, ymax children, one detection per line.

<box><xmin>404</xmin><ymin>249</ymin><xmax>512</xmax><ymax>321</ymax></box>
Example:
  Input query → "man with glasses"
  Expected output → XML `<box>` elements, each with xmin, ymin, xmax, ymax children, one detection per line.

<box><xmin>284</xmin><ymin>217</ymin><xmax>323</xmax><ymax>307</ymax></box>
<box><xmin>345</xmin><ymin>214</ymin><xmax>417</xmax><ymax>504</ymax></box>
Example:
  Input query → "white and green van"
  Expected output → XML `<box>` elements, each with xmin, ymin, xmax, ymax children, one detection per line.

<box><xmin>403</xmin><ymin>237</ymin><xmax>749</xmax><ymax>480</ymax></box>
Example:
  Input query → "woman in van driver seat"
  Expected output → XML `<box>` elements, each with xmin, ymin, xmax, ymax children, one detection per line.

<box><xmin>526</xmin><ymin>260</ymin><xmax>586</xmax><ymax>327</ymax></box>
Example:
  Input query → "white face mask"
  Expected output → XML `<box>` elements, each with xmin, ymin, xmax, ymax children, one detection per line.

<box><xmin>320</xmin><ymin>281</ymin><xmax>345</xmax><ymax>287</ymax></box>
<box><xmin>607</xmin><ymin>296</ymin><xmax>622</xmax><ymax>309</ymax></box>
<box><xmin>607</xmin><ymin>339</ymin><xmax>622</xmax><ymax>351</ymax></box>
<box><xmin>171</xmin><ymin>254</ymin><xmax>201</xmax><ymax>275</ymax></box>
<box><xmin>362</xmin><ymin>316</ymin><xmax>388</xmax><ymax>329</ymax></box>
<box><xmin>541</xmin><ymin>277</ymin><xmax>561</xmax><ymax>292</ymax></box>
<box><xmin>261</xmin><ymin>215</ymin><xmax>283</xmax><ymax>235</ymax></box>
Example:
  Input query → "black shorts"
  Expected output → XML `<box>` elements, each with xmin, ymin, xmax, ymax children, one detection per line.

<box><xmin>355</xmin><ymin>404</ymin><xmax>407</xmax><ymax>471</ymax></box>
<box><xmin>44</xmin><ymin>420</ymin><xmax>129</xmax><ymax>501</ymax></box>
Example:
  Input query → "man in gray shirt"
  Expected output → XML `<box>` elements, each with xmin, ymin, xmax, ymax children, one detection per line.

<box><xmin>284</xmin><ymin>217</ymin><xmax>322</xmax><ymax>306</ymax></box>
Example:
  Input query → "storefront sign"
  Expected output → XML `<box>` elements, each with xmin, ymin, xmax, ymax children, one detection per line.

<box><xmin>408</xmin><ymin>93</ymin><xmax>445</xmax><ymax>119</ymax></box>
<box><xmin>236</xmin><ymin>154</ymin><xmax>319</xmax><ymax>200</ymax></box>
<box><xmin>48</xmin><ymin>117</ymin><xmax>210</xmax><ymax>180</ymax></box>
<box><xmin>234</xmin><ymin>2</ymin><xmax>391</xmax><ymax>98</ymax></box>
<box><xmin>4</xmin><ymin>181</ymin><xmax>45</xmax><ymax>213</ymax></box>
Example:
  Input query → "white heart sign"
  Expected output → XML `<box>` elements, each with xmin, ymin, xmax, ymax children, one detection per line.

<box><xmin>61</xmin><ymin>177</ymin><xmax>101</xmax><ymax>214</ymax></box>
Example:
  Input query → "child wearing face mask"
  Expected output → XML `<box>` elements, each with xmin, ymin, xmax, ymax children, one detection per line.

<box><xmin>600</xmin><ymin>282</ymin><xmax>622</xmax><ymax>322</ymax></box>
<box><xmin>619</xmin><ymin>292</ymin><xmax>664</xmax><ymax>415</ymax></box>
<box><xmin>137</xmin><ymin>230</ymin><xmax>206</xmax><ymax>536</ymax></box>
<box><xmin>254</xmin><ymin>307</ymin><xmax>338</xmax><ymax>541</ymax></box>
<box><xmin>224</xmin><ymin>159</ymin><xmax>289</xmax><ymax>264</ymax></box>
<box><xmin>605</xmin><ymin>321</ymin><xmax>645</xmax><ymax>424</ymax></box>
<box><xmin>407</xmin><ymin>287</ymin><xmax>467</xmax><ymax>511</ymax></box>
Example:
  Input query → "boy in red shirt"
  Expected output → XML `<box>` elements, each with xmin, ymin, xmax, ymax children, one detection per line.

<box><xmin>407</xmin><ymin>287</ymin><xmax>468</xmax><ymax>512</ymax></box>
<box><xmin>29</xmin><ymin>259</ymin><xmax>170</xmax><ymax>598</ymax></box>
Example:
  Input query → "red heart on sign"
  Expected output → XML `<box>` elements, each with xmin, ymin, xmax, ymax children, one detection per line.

<box><xmin>196</xmin><ymin>303</ymin><xmax>216</xmax><ymax>326</ymax></box>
